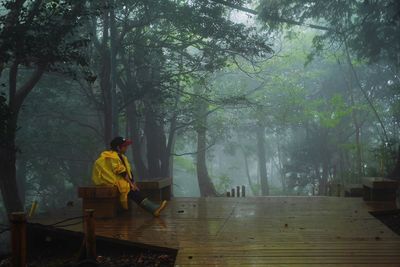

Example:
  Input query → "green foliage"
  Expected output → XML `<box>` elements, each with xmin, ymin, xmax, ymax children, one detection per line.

<box><xmin>213</xmin><ymin>174</ymin><xmax>232</xmax><ymax>194</ymax></box>
<box><xmin>370</xmin><ymin>141</ymin><xmax>398</xmax><ymax>177</ymax></box>
<box><xmin>258</xmin><ymin>0</ymin><xmax>400</xmax><ymax>67</ymax></box>
<box><xmin>0</xmin><ymin>0</ymin><xmax>90</xmax><ymax>68</ymax></box>
<box><xmin>306</xmin><ymin>94</ymin><xmax>352</xmax><ymax>128</ymax></box>
<box><xmin>15</xmin><ymin>73</ymin><xmax>100</xmax><ymax>207</ymax></box>
<box><xmin>174</xmin><ymin>156</ymin><xmax>196</xmax><ymax>174</ymax></box>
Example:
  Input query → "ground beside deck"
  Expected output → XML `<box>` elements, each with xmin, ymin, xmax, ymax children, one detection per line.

<box><xmin>31</xmin><ymin>197</ymin><xmax>400</xmax><ymax>266</ymax></box>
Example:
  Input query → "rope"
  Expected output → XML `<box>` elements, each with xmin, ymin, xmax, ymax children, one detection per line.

<box><xmin>0</xmin><ymin>215</ymin><xmax>84</xmax><ymax>236</ymax></box>
<box><xmin>0</xmin><ymin>211</ymin><xmax>85</xmax><ymax>241</ymax></box>
<box><xmin>28</xmin><ymin>215</ymin><xmax>84</xmax><ymax>229</ymax></box>
<box><xmin>49</xmin><ymin>216</ymin><xmax>84</xmax><ymax>226</ymax></box>
<box><xmin>48</xmin><ymin>220</ymin><xmax>83</xmax><ymax>228</ymax></box>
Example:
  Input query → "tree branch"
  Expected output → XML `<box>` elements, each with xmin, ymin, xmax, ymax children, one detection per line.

<box><xmin>344</xmin><ymin>40</ymin><xmax>389</xmax><ymax>144</ymax></box>
<box><xmin>14</xmin><ymin>63</ymin><xmax>47</xmax><ymax>110</ymax></box>
<box><xmin>172</xmin><ymin>142</ymin><xmax>216</xmax><ymax>157</ymax></box>
<box><xmin>8</xmin><ymin>61</ymin><xmax>18</xmax><ymax>106</ymax></box>
<box><xmin>209</xmin><ymin>0</ymin><xmax>332</xmax><ymax>31</ymax></box>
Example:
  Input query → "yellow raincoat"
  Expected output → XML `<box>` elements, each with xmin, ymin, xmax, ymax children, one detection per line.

<box><xmin>91</xmin><ymin>151</ymin><xmax>133</xmax><ymax>209</ymax></box>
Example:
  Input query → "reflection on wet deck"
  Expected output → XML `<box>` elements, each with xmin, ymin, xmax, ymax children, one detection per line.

<box><xmin>32</xmin><ymin>197</ymin><xmax>400</xmax><ymax>266</ymax></box>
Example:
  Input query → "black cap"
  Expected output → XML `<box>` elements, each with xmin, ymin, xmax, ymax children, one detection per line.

<box><xmin>110</xmin><ymin>136</ymin><xmax>132</xmax><ymax>150</ymax></box>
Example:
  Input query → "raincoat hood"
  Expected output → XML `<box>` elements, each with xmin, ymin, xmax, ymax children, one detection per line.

<box><xmin>100</xmin><ymin>150</ymin><xmax>120</xmax><ymax>159</ymax></box>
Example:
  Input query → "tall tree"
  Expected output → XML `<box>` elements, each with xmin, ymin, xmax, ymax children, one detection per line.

<box><xmin>87</xmin><ymin>0</ymin><xmax>272</xmax><ymax>182</ymax></box>
<box><xmin>0</xmin><ymin>0</ymin><xmax>88</xmax><ymax>214</ymax></box>
<box><xmin>256</xmin><ymin>121</ymin><xmax>269</xmax><ymax>195</ymax></box>
<box><xmin>193</xmin><ymin>83</ymin><xmax>218</xmax><ymax>196</ymax></box>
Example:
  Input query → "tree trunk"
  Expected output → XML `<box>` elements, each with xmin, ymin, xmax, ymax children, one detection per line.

<box><xmin>0</xmin><ymin>114</ymin><xmax>23</xmax><ymax>214</ymax></box>
<box><xmin>126</xmin><ymin>103</ymin><xmax>149</xmax><ymax>179</ymax></box>
<box><xmin>196</xmin><ymin>121</ymin><xmax>217</xmax><ymax>197</ymax></box>
<box><xmin>241</xmin><ymin>147</ymin><xmax>258</xmax><ymax>196</ymax></box>
<box><xmin>144</xmin><ymin>105</ymin><xmax>162</xmax><ymax>178</ymax></box>
<box><xmin>16</xmin><ymin>159</ymin><xmax>27</xmax><ymax>206</ymax></box>
<box><xmin>109</xmin><ymin>1</ymin><xmax>119</xmax><ymax>138</ymax></box>
<box><xmin>194</xmin><ymin>85</ymin><xmax>216</xmax><ymax>197</ymax></box>
<box><xmin>143</xmin><ymin>102</ymin><xmax>171</xmax><ymax>179</ymax></box>
<box><xmin>0</xmin><ymin>62</ymin><xmax>45</xmax><ymax>216</ymax></box>
<box><xmin>164</xmin><ymin>111</ymin><xmax>178</xmax><ymax>178</ymax></box>
<box><xmin>117</xmin><ymin>42</ymin><xmax>150</xmax><ymax>180</ymax></box>
<box><xmin>276</xmin><ymin>138</ymin><xmax>286</xmax><ymax>194</ymax></box>
<box><xmin>346</xmin><ymin>69</ymin><xmax>363</xmax><ymax>180</ymax></box>
<box><xmin>100</xmin><ymin>2</ymin><xmax>113</xmax><ymax>146</ymax></box>
<box><xmin>256</xmin><ymin>123</ymin><xmax>269</xmax><ymax>196</ymax></box>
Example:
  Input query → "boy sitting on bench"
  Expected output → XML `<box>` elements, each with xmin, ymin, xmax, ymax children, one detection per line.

<box><xmin>91</xmin><ymin>136</ymin><xmax>167</xmax><ymax>217</ymax></box>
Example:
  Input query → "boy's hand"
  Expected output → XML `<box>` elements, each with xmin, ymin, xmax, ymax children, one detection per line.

<box><xmin>131</xmin><ymin>182</ymin><xmax>140</xmax><ymax>191</ymax></box>
<box><xmin>124</xmin><ymin>174</ymin><xmax>139</xmax><ymax>191</ymax></box>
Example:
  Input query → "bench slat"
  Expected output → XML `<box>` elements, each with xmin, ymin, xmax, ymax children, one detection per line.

<box><xmin>136</xmin><ymin>177</ymin><xmax>172</xmax><ymax>190</ymax></box>
<box><xmin>78</xmin><ymin>186</ymin><xmax>118</xmax><ymax>199</ymax></box>
<box><xmin>362</xmin><ymin>177</ymin><xmax>399</xmax><ymax>189</ymax></box>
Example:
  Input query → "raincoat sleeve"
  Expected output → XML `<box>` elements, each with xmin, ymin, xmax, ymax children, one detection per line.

<box><xmin>110</xmin><ymin>158</ymin><xmax>127</xmax><ymax>177</ymax></box>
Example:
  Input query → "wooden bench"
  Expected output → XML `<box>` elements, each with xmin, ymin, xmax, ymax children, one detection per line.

<box><xmin>344</xmin><ymin>184</ymin><xmax>363</xmax><ymax>197</ymax></box>
<box><xmin>362</xmin><ymin>177</ymin><xmax>399</xmax><ymax>201</ymax></box>
<box><xmin>136</xmin><ymin>177</ymin><xmax>172</xmax><ymax>201</ymax></box>
<box><xmin>78</xmin><ymin>186</ymin><xmax>119</xmax><ymax>218</ymax></box>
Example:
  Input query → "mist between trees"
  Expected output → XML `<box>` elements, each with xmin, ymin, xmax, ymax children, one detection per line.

<box><xmin>0</xmin><ymin>0</ymin><xmax>399</xmax><ymax>217</ymax></box>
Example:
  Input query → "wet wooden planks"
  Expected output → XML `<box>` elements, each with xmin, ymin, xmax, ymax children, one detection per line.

<box><xmin>31</xmin><ymin>197</ymin><xmax>400</xmax><ymax>266</ymax></box>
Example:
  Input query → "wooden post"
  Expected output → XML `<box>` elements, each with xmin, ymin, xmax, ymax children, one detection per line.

<box><xmin>231</xmin><ymin>188</ymin><xmax>235</xmax><ymax>197</ymax></box>
<box><xmin>84</xmin><ymin>209</ymin><xmax>96</xmax><ymax>260</ymax></box>
<box><xmin>236</xmin><ymin>186</ymin><xmax>240</xmax><ymax>197</ymax></box>
<box><xmin>11</xmin><ymin>212</ymin><xmax>26</xmax><ymax>267</ymax></box>
<box><xmin>241</xmin><ymin>185</ymin><xmax>246</xmax><ymax>197</ymax></box>
<box><xmin>226</xmin><ymin>191</ymin><xmax>231</xmax><ymax>197</ymax></box>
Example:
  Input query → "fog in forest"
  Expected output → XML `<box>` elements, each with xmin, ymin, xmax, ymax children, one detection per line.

<box><xmin>0</xmin><ymin>0</ymin><xmax>399</xmax><ymax>222</ymax></box>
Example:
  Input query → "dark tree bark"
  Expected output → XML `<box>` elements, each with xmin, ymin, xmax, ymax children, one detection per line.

<box><xmin>256</xmin><ymin>123</ymin><xmax>269</xmax><ymax>196</ymax></box>
<box><xmin>166</xmin><ymin>111</ymin><xmax>178</xmax><ymax>178</ymax></box>
<box><xmin>0</xmin><ymin>114</ymin><xmax>23</xmax><ymax>214</ymax></box>
<box><xmin>117</xmin><ymin>42</ymin><xmax>150</xmax><ymax>180</ymax></box>
<box><xmin>344</xmin><ymin>64</ymin><xmax>363</xmax><ymax>179</ymax></box>
<box><xmin>144</xmin><ymin>105</ymin><xmax>162</xmax><ymax>178</ymax></box>
<box><xmin>194</xmin><ymin>86</ymin><xmax>217</xmax><ymax>197</ymax></box>
<box><xmin>276</xmin><ymin>139</ymin><xmax>286</xmax><ymax>194</ymax></box>
<box><xmin>99</xmin><ymin>4</ymin><xmax>113</xmax><ymax>147</ymax></box>
<box><xmin>109</xmin><ymin>1</ymin><xmax>119</xmax><ymax>138</ymax></box>
<box><xmin>241</xmin><ymin>147</ymin><xmax>258</xmax><ymax>196</ymax></box>
<box><xmin>126</xmin><ymin>103</ymin><xmax>149</xmax><ymax>179</ymax></box>
<box><xmin>118</xmin><ymin>43</ymin><xmax>176</xmax><ymax>180</ymax></box>
<box><xmin>16</xmin><ymin>159</ymin><xmax>27</xmax><ymax>206</ymax></box>
<box><xmin>0</xmin><ymin>0</ymin><xmax>83</xmax><ymax>215</ymax></box>
<box><xmin>196</xmin><ymin>119</ymin><xmax>217</xmax><ymax>196</ymax></box>
<box><xmin>0</xmin><ymin>62</ymin><xmax>45</xmax><ymax>215</ymax></box>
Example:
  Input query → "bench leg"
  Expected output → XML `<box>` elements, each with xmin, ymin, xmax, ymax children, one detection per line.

<box><xmin>161</xmin><ymin>186</ymin><xmax>171</xmax><ymax>200</ymax></box>
<box><xmin>363</xmin><ymin>186</ymin><xmax>371</xmax><ymax>201</ymax></box>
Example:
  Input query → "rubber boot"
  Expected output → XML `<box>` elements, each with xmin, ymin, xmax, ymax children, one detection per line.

<box><xmin>140</xmin><ymin>198</ymin><xmax>167</xmax><ymax>217</ymax></box>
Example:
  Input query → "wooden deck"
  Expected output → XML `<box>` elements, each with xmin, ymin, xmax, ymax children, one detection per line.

<box><xmin>31</xmin><ymin>197</ymin><xmax>400</xmax><ymax>266</ymax></box>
